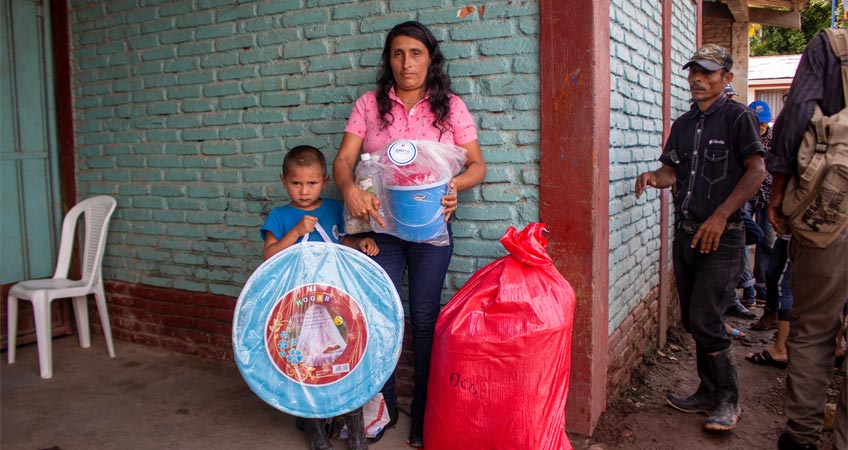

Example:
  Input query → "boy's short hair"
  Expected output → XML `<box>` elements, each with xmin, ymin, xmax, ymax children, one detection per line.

<box><xmin>282</xmin><ymin>145</ymin><xmax>327</xmax><ymax>177</ymax></box>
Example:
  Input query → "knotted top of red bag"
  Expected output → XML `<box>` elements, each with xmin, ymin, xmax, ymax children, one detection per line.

<box><xmin>499</xmin><ymin>222</ymin><xmax>551</xmax><ymax>266</ymax></box>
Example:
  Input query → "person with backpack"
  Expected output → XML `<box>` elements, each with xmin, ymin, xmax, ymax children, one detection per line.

<box><xmin>767</xmin><ymin>29</ymin><xmax>848</xmax><ymax>450</ymax></box>
<box><xmin>636</xmin><ymin>44</ymin><xmax>765</xmax><ymax>432</ymax></box>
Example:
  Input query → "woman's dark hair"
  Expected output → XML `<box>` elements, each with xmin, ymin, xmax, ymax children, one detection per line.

<box><xmin>376</xmin><ymin>21</ymin><xmax>452</xmax><ymax>135</ymax></box>
<box><xmin>283</xmin><ymin>145</ymin><xmax>327</xmax><ymax>177</ymax></box>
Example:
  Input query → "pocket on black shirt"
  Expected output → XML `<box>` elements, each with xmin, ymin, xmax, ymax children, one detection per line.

<box><xmin>701</xmin><ymin>146</ymin><xmax>729</xmax><ymax>185</ymax></box>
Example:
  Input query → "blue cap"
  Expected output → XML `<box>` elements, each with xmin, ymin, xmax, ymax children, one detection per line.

<box><xmin>748</xmin><ymin>100</ymin><xmax>772</xmax><ymax>123</ymax></box>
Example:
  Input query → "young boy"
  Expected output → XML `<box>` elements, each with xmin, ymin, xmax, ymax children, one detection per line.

<box><xmin>261</xmin><ymin>145</ymin><xmax>375</xmax><ymax>450</ymax></box>
<box><xmin>262</xmin><ymin>145</ymin><xmax>378</xmax><ymax>259</ymax></box>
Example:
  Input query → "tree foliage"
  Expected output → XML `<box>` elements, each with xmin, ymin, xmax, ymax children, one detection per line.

<box><xmin>750</xmin><ymin>0</ymin><xmax>845</xmax><ymax>56</ymax></box>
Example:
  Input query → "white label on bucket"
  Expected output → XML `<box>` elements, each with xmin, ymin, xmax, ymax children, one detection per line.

<box><xmin>387</xmin><ymin>140</ymin><xmax>417</xmax><ymax>166</ymax></box>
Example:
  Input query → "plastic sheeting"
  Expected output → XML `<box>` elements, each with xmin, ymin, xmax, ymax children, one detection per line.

<box><xmin>233</xmin><ymin>239</ymin><xmax>403</xmax><ymax>418</ymax></box>
<box><xmin>368</xmin><ymin>139</ymin><xmax>467</xmax><ymax>246</ymax></box>
<box><xmin>424</xmin><ymin>223</ymin><xmax>576</xmax><ymax>450</ymax></box>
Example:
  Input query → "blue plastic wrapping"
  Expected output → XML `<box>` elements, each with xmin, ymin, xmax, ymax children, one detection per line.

<box><xmin>233</xmin><ymin>239</ymin><xmax>403</xmax><ymax>418</ymax></box>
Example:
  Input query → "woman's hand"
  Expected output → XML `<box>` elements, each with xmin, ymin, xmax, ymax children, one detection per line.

<box><xmin>440</xmin><ymin>139</ymin><xmax>486</xmax><ymax>222</ymax></box>
<box><xmin>334</xmin><ymin>132</ymin><xmax>386</xmax><ymax>228</ymax></box>
<box><xmin>344</xmin><ymin>187</ymin><xmax>385</xmax><ymax>228</ymax></box>
<box><xmin>441</xmin><ymin>181</ymin><xmax>458</xmax><ymax>221</ymax></box>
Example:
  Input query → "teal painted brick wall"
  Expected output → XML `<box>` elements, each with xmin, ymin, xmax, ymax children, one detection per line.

<box><xmin>70</xmin><ymin>1</ymin><xmax>541</xmax><ymax>303</ymax></box>
<box><xmin>607</xmin><ymin>0</ymin><xmax>696</xmax><ymax>333</ymax></box>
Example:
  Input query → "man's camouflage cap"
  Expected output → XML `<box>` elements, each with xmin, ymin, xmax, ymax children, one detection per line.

<box><xmin>682</xmin><ymin>44</ymin><xmax>733</xmax><ymax>72</ymax></box>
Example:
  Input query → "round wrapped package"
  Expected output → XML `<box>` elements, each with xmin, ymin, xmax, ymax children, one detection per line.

<box><xmin>233</xmin><ymin>240</ymin><xmax>403</xmax><ymax>418</ymax></box>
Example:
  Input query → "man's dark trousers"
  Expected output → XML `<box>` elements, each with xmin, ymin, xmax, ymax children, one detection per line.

<box><xmin>674</xmin><ymin>227</ymin><xmax>745</xmax><ymax>352</ymax></box>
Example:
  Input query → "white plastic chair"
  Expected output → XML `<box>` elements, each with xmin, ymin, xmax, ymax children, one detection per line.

<box><xmin>7</xmin><ymin>195</ymin><xmax>117</xmax><ymax>379</ymax></box>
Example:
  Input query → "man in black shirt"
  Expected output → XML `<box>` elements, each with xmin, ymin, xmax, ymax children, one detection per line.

<box><xmin>768</xmin><ymin>30</ymin><xmax>847</xmax><ymax>450</ymax></box>
<box><xmin>636</xmin><ymin>44</ymin><xmax>765</xmax><ymax>432</ymax></box>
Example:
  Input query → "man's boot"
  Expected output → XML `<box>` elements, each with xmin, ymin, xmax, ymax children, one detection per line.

<box><xmin>666</xmin><ymin>346</ymin><xmax>715</xmax><ymax>414</ymax></box>
<box><xmin>303</xmin><ymin>418</ymin><xmax>333</xmax><ymax>450</ymax></box>
<box><xmin>704</xmin><ymin>348</ymin><xmax>741</xmax><ymax>431</ymax></box>
<box><xmin>344</xmin><ymin>408</ymin><xmax>368</xmax><ymax>450</ymax></box>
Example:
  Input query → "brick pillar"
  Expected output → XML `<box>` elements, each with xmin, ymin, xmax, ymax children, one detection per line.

<box><xmin>539</xmin><ymin>0</ymin><xmax>610</xmax><ymax>436</ymax></box>
<box><xmin>731</xmin><ymin>21</ymin><xmax>750</xmax><ymax>104</ymax></box>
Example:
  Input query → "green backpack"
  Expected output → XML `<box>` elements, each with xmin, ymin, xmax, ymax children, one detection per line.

<box><xmin>782</xmin><ymin>28</ymin><xmax>848</xmax><ymax>248</ymax></box>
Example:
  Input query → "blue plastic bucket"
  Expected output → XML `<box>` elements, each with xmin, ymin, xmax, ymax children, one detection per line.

<box><xmin>385</xmin><ymin>179</ymin><xmax>448</xmax><ymax>242</ymax></box>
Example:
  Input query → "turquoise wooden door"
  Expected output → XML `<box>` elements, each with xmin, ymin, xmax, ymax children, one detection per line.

<box><xmin>1</xmin><ymin>0</ymin><xmax>62</xmax><ymax>284</ymax></box>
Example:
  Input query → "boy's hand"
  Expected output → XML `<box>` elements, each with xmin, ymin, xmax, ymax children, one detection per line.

<box><xmin>294</xmin><ymin>215</ymin><xmax>318</xmax><ymax>237</ymax></box>
<box><xmin>358</xmin><ymin>237</ymin><xmax>379</xmax><ymax>256</ymax></box>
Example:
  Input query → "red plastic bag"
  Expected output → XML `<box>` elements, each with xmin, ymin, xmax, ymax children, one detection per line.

<box><xmin>424</xmin><ymin>223</ymin><xmax>576</xmax><ymax>450</ymax></box>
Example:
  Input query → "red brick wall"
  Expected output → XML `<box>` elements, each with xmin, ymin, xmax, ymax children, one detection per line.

<box><xmin>702</xmin><ymin>2</ymin><xmax>733</xmax><ymax>49</ymax></box>
<box><xmin>98</xmin><ymin>281</ymin><xmax>416</xmax><ymax>396</ymax></box>
<box><xmin>97</xmin><ymin>278</ymin><xmax>673</xmax><ymax>405</ymax></box>
<box><xmin>703</xmin><ymin>19</ymin><xmax>731</xmax><ymax>49</ymax></box>
<box><xmin>102</xmin><ymin>281</ymin><xmax>235</xmax><ymax>360</ymax></box>
<box><xmin>605</xmin><ymin>281</ymin><xmax>680</xmax><ymax>401</ymax></box>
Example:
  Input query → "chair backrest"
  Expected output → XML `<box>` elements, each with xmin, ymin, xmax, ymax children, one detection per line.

<box><xmin>53</xmin><ymin>196</ymin><xmax>117</xmax><ymax>285</ymax></box>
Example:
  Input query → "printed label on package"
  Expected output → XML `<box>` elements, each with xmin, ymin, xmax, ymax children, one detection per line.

<box><xmin>387</xmin><ymin>140</ymin><xmax>417</xmax><ymax>166</ymax></box>
<box><xmin>264</xmin><ymin>283</ymin><xmax>367</xmax><ymax>386</ymax></box>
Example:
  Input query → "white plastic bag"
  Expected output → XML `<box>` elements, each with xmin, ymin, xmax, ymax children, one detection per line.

<box><xmin>369</xmin><ymin>139</ymin><xmax>467</xmax><ymax>246</ymax></box>
<box><xmin>339</xmin><ymin>392</ymin><xmax>391</xmax><ymax>439</ymax></box>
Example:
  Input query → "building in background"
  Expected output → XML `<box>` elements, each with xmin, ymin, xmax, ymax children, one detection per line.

<box><xmin>747</xmin><ymin>54</ymin><xmax>802</xmax><ymax>119</ymax></box>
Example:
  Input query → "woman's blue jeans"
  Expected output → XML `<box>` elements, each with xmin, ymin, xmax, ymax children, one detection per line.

<box><xmin>370</xmin><ymin>231</ymin><xmax>453</xmax><ymax>419</ymax></box>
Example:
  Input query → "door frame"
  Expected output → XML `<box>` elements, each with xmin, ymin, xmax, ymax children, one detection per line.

<box><xmin>0</xmin><ymin>0</ymin><xmax>76</xmax><ymax>348</ymax></box>
<box><xmin>51</xmin><ymin>0</ymin><xmax>76</xmax><ymax>207</ymax></box>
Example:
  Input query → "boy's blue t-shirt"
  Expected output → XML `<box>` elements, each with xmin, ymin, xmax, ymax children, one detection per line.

<box><xmin>260</xmin><ymin>199</ymin><xmax>345</xmax><ymax>244</ymax></box>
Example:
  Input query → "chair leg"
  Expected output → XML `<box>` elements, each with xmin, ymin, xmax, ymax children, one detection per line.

<box><xmin>71</xmin><ymin>295</ymin><xmax>91</xmax><ymax>349</ymax></box>
<box><xmin>7</xmin><ymin>295</ymin><xmax>18</xmax><ymax>364</ymax></box>
<box><xmin>93</xmin><ymin>285</ymin><xmax>115</xmax><ymax>358</ymax></box>
<box><xmin>31</xmin><ymin>294</ymin><xmax>54</xmax><ymax>379</ymax></box>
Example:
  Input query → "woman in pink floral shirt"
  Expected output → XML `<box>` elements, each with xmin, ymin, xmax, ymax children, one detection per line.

<box><xmin>333</xmin><ymin>21</ymin><xmax>486</xmax><ymax>448</ymax></box>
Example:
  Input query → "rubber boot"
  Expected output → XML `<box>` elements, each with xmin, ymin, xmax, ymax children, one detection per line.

<box><xmin>303</xmin><ymin>418</ymin><xmax>333</xmax><ymax>450</ymax></box>
<box><xmin>407</xmin><ymin>401</ymin><xmax>424</xmax><ymax>448</ymax></box>
<box><xmin>666</xmin><ymin>346</ymin><xmax>715</xmax><ymax>414</ymax></box>
<box><xmin>704</xmin><ymin>348</ymin><xmax>741</xmax><ymax>431</ymax></box>
<box><xmin>344</xmin><ymin>408</ymin><xmax>368</xmax><ymax>450</ymax></box>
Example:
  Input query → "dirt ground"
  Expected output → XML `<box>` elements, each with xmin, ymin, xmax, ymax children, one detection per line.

<box><xmin>574</xmin><ymin>306</ymin><xmax>845</xmax><ymax>450</ymax></box>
